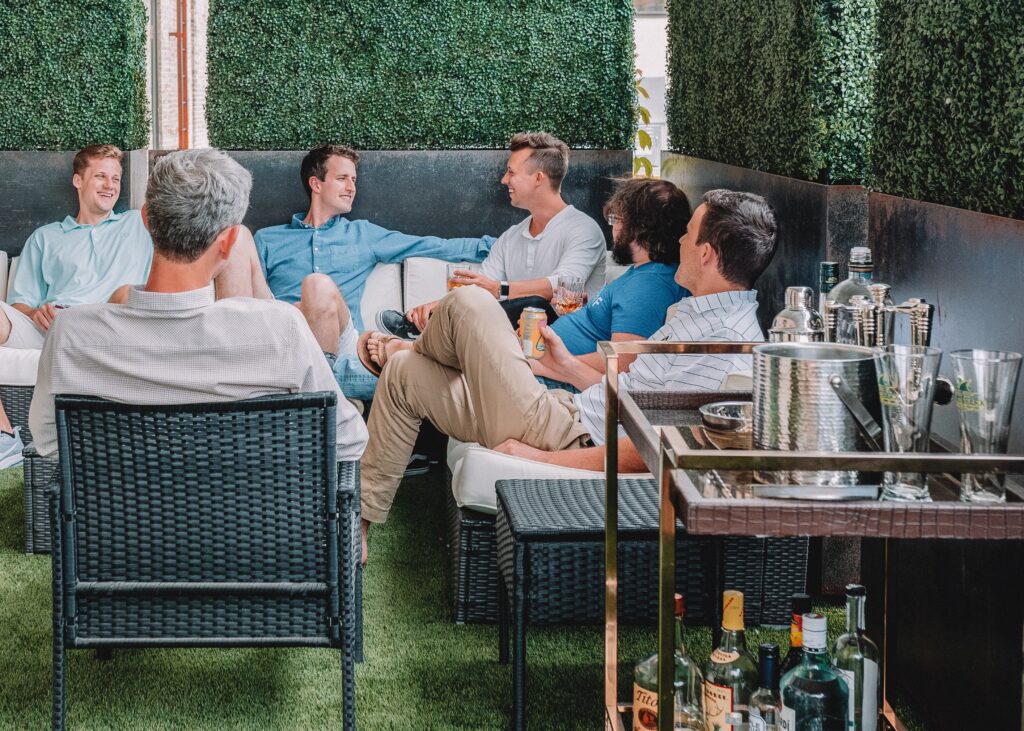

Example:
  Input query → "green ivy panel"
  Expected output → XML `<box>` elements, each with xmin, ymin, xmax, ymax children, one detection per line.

<box><xmin>666</xmin><ymin>0</ymin><xmax>877</xmax><ymax>184</ymax></box>
<box><xmin>207</xmin><ymin>0</ymin><xmax>635</xmax><ymax>150</ymax></box>
<box><xmin>872</xmin><ymin>1</ymin><xmax>1024</xmax><ymax>219</ymax></box>
<box><xmin>0</xmin><ymin>0</ymin><xmax>148</xmax><ymax>150</ymax></box>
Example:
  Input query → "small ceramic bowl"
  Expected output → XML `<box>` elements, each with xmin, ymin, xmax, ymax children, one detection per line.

<box><xmin>699</xmin><ymin>401</ymin><xmax>753</xmax><ymax>433</ymax></box>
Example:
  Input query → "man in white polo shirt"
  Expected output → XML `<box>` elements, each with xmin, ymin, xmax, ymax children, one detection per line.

<box><xmin>374</xmin><ymin>131</ymin><xmax>606</xmax><ymax>339</ymax></box>
<box><xmin>0</xmin><ymin>145</ymin><xmax>153</xmax><ymax>349</ymax></box>
<box><xmin>358</xmin><ymin>189</ymin><xmax>778</xmax><ymax>560</ymax></box>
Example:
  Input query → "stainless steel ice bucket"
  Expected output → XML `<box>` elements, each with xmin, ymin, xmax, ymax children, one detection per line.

<box><xmin>753</xmin><ymin>342</ymin><xmax>881</xmax><ymax>485</ymax></box>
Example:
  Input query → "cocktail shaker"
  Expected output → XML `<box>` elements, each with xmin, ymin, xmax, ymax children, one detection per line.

<box><xmin>769</xmin><ymin>286</ymin><xmax>824</xmax><ymax>343</ymax></box>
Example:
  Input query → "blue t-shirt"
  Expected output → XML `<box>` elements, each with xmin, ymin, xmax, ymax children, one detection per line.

<box><xmin>551</xmin><ymin>261</ymin><xmax>688</xmax><ymax>355</ymax></box>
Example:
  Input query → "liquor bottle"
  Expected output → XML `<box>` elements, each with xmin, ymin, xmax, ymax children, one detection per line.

<box><xmin>632</xmin><ymin>593</ymin><xmax>703</xmax><ymax>730</ymax></box>
<box><xmin>780</xmin><ymin>593</ymin><xmax>812</xmax><ymax>676</ymax></box>
<box><xmin>703</xmin><ymin>590</ymin><xmax>758</xmax><ymax>730</ymax></box>
<box><xmin>779</xmin><ymin>613</ymin><xmax>849</xmax><ymax>731</ymax></box>
<box><xmin>818</xmin><ymin>261</ymin><xmax>839</xmax><ymax>318</ymax></box>
<box><xmin>749</xmin><ymin>643</ymin><xmax>781</xmax><ymax>731</ymax></box>
<box><xmin>832</xmin><ymin>585</ymin><xmax>880</xmax><ymax>731</ymax></box>
<box><xmin>826</xmin><ymin>247</ymin><xmax>874</xmax><ymax>344</ymax></box>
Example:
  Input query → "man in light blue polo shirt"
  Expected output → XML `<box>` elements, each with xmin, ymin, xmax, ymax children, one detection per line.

<box><xmin>253</xmin><ymin>143</ymin><xmax>495</xmax><ymax>400</ymax></box>
<box><xmin>0</xmin><ymin>144</ymin><xmax>153</xmax><ymax>350</ymax></box>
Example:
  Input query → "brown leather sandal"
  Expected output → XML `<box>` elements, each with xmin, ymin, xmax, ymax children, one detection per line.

<box><xmin>356</xmin><ymin>330</ymin><xmax>399</xmax><ymax>378</ymax></box>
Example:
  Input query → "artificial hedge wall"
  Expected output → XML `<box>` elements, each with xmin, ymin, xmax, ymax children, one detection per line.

<box><xmin>0</xmin><ymin>0</ymin><xmax>148</xmax><ymax>150</ymax></box>
<box><xmin>873</xmin><ymin>2</ymin><xmax>1024</xmax><ymax>219</ymax></box>
<box><xmin>666</xmin><ymin>0</ymin><xmax>877</xmax><ymax>184</ymax></box>
<box><xmin>207</xmin><ymin>0</ymin><xmax>635</xmax><ymax>150</ymax></box>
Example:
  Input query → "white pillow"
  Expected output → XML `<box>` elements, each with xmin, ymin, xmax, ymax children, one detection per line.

<box><xmin>403</xmin><ymin>256</ymin><xmax>455</xmax><ymax>311</ymax></box>
<box><xmin>359</xmin><ymin>263</ymin><xmax>402</xmax><ymax>329</ymax></box>
<box><xmin>447</xmin><ymin>438</ymin><xmax>652</xmax><ymax>514</ymax></box>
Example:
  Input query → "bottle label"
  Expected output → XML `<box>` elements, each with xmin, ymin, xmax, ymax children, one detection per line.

<box><xmin>633</xmin><ymin>683</ymin><xmax>658</xmax><ymax>730</ymax></box>
<box><xmin>789</xmin><ymin>612</ymin><xmax>803</xmax><ymax>649</ymax></box>
<box><xmin>837</xmin><ymin>668</ymin><xmax>856</xmax><ymax>726</ymax></box>
<box><xmin>863</xmin><ymin>659</ymin><xmax>879</xmax><ymax>730</ymax></box>
<box><xmin>778</xmin><ymin>704</ymin><xmax>796</xmax><ymax>731</ymax></box>
<box><xmin>703</xmin><ymin>682</ymin><xmax>735</xmax><ymax>730</ymax></box>
<box><xmin>749</xmin><ymin>708</ymin><xmax>767</xmax><ymax>731</ymax></box>
<box><xmin>709</xmin><ymin>648</ymin><xmax>740</xmax><ymax>664</ymax></box>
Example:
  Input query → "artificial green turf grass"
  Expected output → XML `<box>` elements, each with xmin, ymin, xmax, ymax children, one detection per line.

<box><xmin>0</xmin><ymin>466</ymin><xmax>848</xmax><ymax>729</ymax></box>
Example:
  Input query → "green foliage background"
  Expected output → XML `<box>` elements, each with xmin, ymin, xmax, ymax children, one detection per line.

<box><xmin>207</xmin><ymin>0</ymin><xmax>635</xmax><ymax>150</ymax></box>
<box><xmin>0</xmin><ymin>0</ymin><xmax>148</xmax><ymax>150</ymax></box>
<box><xmin>873</xmin><ymin>1</ymin><xmax>1024</xmax><ymax>219</ymax></box>
<box><xmin>666</xmin><ymin>0</ymin><xmax>877</xmax><ymax>184</ymax></box>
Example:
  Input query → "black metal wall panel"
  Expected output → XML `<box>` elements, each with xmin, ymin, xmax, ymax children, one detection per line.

<box><xmin>866</xmin><ymin>193</ymin><xmax>1024</xmax><ymax>453</ymax></box>
<box><xmin>152</xmin><ymin>150</ymin><xmax>630</xmax><ymax>244</ymax></box>
<box><xmin>0</xmin><ymin>152</ymin><xmax>135</xmax><ymax>257</ymax></box>
<box><xmin>661</xmin><ymin>154</ymin><xmax>831</xmax><ymax>330</ymax></box>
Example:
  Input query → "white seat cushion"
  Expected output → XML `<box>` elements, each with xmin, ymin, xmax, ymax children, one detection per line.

<box><xmin>447</xmin><ymin>438</ymin><xmax>651</xmax><ymax>514</ymax></box>
<box><xmin>403</xmin><ymin>256</ymin><xmax>456</xmax><ymax>311</ymax></box>
<box><xmin>0</xmin><ymin>252</ymin><xmax>9</xmax><ymax>302</ymax></box>
<box><xmin>359</xmin><ymin>263</ymin><xmax>402</xmax><ymax>330</ymax></box>
<box><xmin>0</xmin><ymin>346</ymin><xmax>40</xmax><ymax>386</ymax></box>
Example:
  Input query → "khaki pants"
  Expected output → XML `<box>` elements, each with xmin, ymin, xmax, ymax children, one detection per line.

<box><xmin>361</xmin><ymin>286</ymin><xmax>592</xmax><ymax>524</ymax></box>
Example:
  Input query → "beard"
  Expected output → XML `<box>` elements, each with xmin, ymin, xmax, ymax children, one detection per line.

<box><xmin>611</xmin><ymin>236</ymin><xmax>634</xmax><ymax>266</ymax></box>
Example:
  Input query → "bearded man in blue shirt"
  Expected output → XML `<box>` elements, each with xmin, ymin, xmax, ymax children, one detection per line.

<box><xmin>251</xmin><ymin>144</ymin><xmax>495</xmax><ymax>400</ymax></box>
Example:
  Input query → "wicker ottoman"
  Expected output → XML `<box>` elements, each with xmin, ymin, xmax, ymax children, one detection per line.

<box><xmin>23</xmin><ymin>444</ymin><xmax>60</xmax><ymax>554</ymax></box>
<box><xmin>494</xmin><ymin>478</ymin><xmax>808</xmax><ymax>731</ymax></box>
<box><xmin>445</xmin><ymin>486</ymin><xmax>500</xmax><ymax>624</ymax></box>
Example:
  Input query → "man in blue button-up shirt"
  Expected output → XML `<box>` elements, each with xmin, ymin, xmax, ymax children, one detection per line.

<box><xmin>252</xmin><ymin>144</ymin><xmax>495</xmax><ymax>399</ymax></box>
<box><xmin>1</xmin><ymin>145</ymin><xmax>154</xmax><ymax>351</ymax></box>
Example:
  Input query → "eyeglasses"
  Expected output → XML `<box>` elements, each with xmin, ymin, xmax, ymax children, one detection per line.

<box><xmin>606</xmin><ymin>214</ymin><xmax>619</xmax><ymax>226</ymax></box>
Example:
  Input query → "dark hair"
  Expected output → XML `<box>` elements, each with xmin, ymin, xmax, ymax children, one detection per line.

<box><xmin>73</xmin><ymin>144</ymin><xmax>123</xmax><ymax>176</ymax></box>
<box><xmin>508</xmin><ymin>131</ymin><xmax>570</xmax><ymax>189</ymax></box>
<box><xmin>697</xmin><ymin>189</ymin><xmax>778</xmax><ymax>287</ymax></box>
<box><xmin>300</xmin><ymin>144</ymin><xmax>360</xmax><ymax>199</ymax></box>
<box><xmin>603</xmin><ymin>178</ymin><xmax>691</xmax><ymax>265</ymax></box>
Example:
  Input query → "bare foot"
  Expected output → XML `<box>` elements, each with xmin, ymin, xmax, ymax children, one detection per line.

<box><xmin>366</xmin><ymin>332</ymin><xmax>413</xmax><ymax>370</ymax></box>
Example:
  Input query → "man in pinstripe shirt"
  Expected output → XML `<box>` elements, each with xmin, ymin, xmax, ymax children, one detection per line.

<box><xmin>360</xmin><ymin>190</ymin><xmax>776</xmax><ymax>552</ymax></box>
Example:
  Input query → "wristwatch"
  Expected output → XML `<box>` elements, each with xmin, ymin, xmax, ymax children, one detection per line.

<box><xmin>499</xmin><ymin>281</ymin><xmax>510</xmax><ymax>301</ymax></box>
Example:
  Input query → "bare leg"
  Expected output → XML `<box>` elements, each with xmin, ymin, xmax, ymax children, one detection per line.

<box><xmin>295</xmin><ymin>274</ymin><xmax>351</xmax><ymax>354</ymax></box>
<box><xmin>0</xmin><ymin>309</ymin><xmax>11</xmax><ymax>345</ymax></box>
<box><xmin>214</xmin><ymin>226</ymin><xmax>273</xmax><ymax>300</ymax></box>
<box><xmin>0</xmin><ymin>398</ymin><xmax>11</xmax><ymax>433</ymax></box>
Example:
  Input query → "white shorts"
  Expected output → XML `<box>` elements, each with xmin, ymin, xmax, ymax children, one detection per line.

<box><xmin>338</xmin><ymin>320</ymin><xmax>359</xmax><ymax>357</ymax></box>
<box><xmin>0</xmin><ymin>301</ymin><xmax>44</xmax><ymax>349</ymax></box>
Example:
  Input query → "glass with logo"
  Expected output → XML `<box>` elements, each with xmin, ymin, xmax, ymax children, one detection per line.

<box><xmin>873</xmin><ymin>345</ymin><xmax>943</xmax><ymax>501</ymax></box>
<box><xmin>950</xmin><ymin>349</ymin><xmax>1022</xmax><ymax>503</ymax></box>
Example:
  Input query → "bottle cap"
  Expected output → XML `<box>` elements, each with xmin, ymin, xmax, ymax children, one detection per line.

<box><xmin>675</xmin><ymin>593</ymin><xmax>684</xmax><ymax>618</ymax></box>
<box><xmin>784</xmin><ymin>286</ymin><xmax>813</xmax><ymax>309</ymax></box>
<box><xmin>850</xmin><ymin>247</ymin><xmax>872</xmax><ymax>265</ymax></box>
<box><xmin>722</xmin><ymin>590</ymin><xmax>744</xmax><ymax>631</ymax></box>
<box><xmin>791</xmin><ymin>592</ymin><xmax>812</xmax><ymax>614</ymax></box>
<box><xmin>845</xmin><ymin>584</ymin><xmax>866</xmax><ymax>597</ymax></box>
<box><xmin>758</xmin><ymin>642</ymin><xmax>779</xmax><ymax>659</ymax></box>
<box><xmin>802</xmin><ymin>612</ymin><xmax>827</xmax><ymax>650</ymax></box>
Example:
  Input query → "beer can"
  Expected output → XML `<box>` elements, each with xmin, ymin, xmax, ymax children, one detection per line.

<box><xmin>520</xmin><ymin>307</ymin><xmax>547</xmax><ymax>359</ymax></box>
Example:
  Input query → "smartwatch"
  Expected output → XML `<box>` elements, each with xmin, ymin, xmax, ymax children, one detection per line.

<box><xmin>499</xmin><ymin>281</ymin><xmax>510</xmax><ymax>301</ymax></box>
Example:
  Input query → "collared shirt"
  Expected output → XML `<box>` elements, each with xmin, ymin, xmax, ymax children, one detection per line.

<box><xmin>573</xmin><ymin>290</ymin><xmax>763</xmax><ymax>444</ymax></box>
<box><xmin>8</xmin><ymin>209</ymin><xmax>153</xmax><ymax>308</ymax></box>
<box><xmin>254</xmin><ymin>214</ymin><xmax>495</xmax><ymax>331</ymax></box>
<box><xmin>478</xmin><ymin>205</ymin><xmax>607</xmax><ymax>297</ymax></box>
<box><xmin>29</xmin><ymin>284</ymin><xmax>368</xmax><ymax>459</ymax></box>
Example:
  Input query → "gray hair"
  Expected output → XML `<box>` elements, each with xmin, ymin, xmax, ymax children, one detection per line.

<box><xmin>145</xmin><ymin>148</ymin><xmax>252</xmax><ymax>262</ymax></box>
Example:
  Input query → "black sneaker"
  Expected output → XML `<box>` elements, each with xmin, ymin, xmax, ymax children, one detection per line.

<box><xmin>403</xmin><ymin>453</ymin><xmax>432</xmax><ymax>477</ymax></box>
<box><xmin>376</xmin><ymin>309</ymin><xmax>421</xmax><ymax>341</ymax></box>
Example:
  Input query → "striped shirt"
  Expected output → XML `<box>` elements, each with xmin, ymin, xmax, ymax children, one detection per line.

<box><xmin>29</xmin><ymin>285</ymin><xmax>368</xmax><ymax>459</ymax></box>
<box><xmin>573</xmin><ymin>290</ymin><xmax>762</xmax><ymax>444</ymax></box>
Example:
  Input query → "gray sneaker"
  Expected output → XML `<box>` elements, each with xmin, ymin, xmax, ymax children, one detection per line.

<box><xmin>0</xmin><ymin>427</ymin><xmax>24</xmax><ymax>469</ymax></box>
<box><xmin>375</xmin><ymin>309</ymin><xmax>421</xmax><ymax>341</ymax></box>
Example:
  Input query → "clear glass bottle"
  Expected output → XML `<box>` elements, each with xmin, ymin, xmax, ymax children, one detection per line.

<box><xmin>780</xmin><ymin>593</ymin><xmax>812</xmax><ymax>676</ymax></box>
<box><xmin>703</xmin><ymin>590</ymin><xmax>758</xmax><ymax>730</ymax></box>
<box><xmin>827</xmin><ymin>247</ymin><xmax>874</xmax><ymax>344</ymax></box>
<box><xmin>832</xmin><ymin>584</ymin><xmax>880</xmax><ymax>731</ymax></box>
<box><xmin>749</xmin><ymin>643</ymin><xmax>781</xmax><ymax>731</ymax></box>
<box><xmin>779</xmin><ymin>613</ymin><xmax>849</xmax><ymax>731</ymax></box>
<box><xmin>632</xmin><ymin>593</ymin><xmax>704</xmax><ymax>730</ymax></box>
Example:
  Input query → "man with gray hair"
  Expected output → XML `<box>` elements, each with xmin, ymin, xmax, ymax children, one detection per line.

<box><xmin>29</xmin><ymin>149</ymin><xmax>368</xmax><ymax>459</ymax></box>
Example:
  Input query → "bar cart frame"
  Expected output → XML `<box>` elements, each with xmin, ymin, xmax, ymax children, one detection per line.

<box><xmin>599</xmin><ymin>340</ymin><xmax>1024</xmax><ymax>731</ymax></box>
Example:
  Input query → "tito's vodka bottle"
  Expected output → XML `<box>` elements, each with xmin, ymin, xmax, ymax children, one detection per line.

<box><xmin>779</xmin><ymin>613</ymin><xmax>848</xmax><ymax>731</ymax></box>
<box><xmin>832</xmin><ymin>585</ymin><xmax>880</xmax><ymax>731</ymax></box>
<box><xmin>632</xmin><ymin>593</ymin><xmax>703</xmax><ymax>730</ymax></box>
<box><xmin>827</xmin><ymin>247</ymin><xmax>874</xmax><ymax>344</ymax></box>
<box><xmin>703</xmin><ymin>590</ymin><xmax>758</xmax><ymax>730</ymax></box>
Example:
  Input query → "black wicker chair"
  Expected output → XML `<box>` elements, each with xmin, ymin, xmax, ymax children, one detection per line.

<box><xmin>49</xmin><ymin>393</ymin><xmax>360</xmax><ymax>730</ymax></box>
<box><xmin>0</xmin><ymin>383</ymin><xmax>33</xmax><ymax>443</ymax></box>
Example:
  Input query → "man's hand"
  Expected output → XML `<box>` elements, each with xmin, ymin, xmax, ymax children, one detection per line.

<box><xmin>494</xmin><ymin>438</ymin><xmax>549</xmax><ymax>462</ymax></box>
<box><xmin>406</xmin><ymin>300</ymin><xmax>440</xmax><ymax>332</ymax></box>
<box><xmin>453</xmin><ymin>270</ymin><xmax>500</xmax><ymax>298</ymax></box>
<box><xmin>30</xmin><ymin>303</ymin><xmax>60</xmax><ymax>332</ymax></box>
<box><xmin>534</xmin><ymin>324</ymin><xmax>577</xmax><ymax>380</ymax></box>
